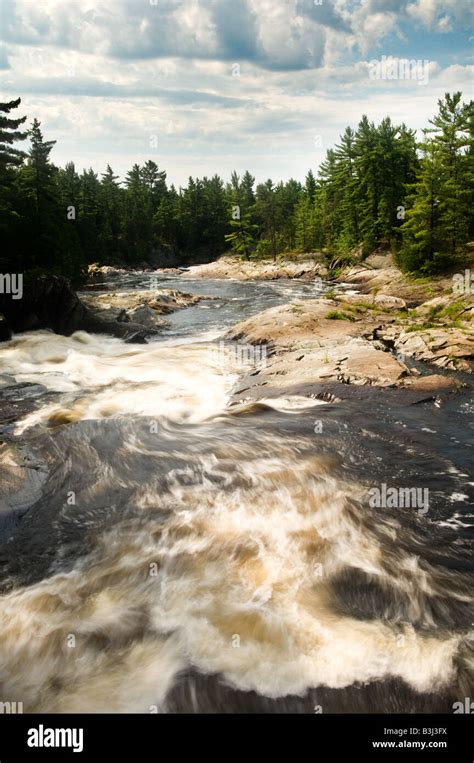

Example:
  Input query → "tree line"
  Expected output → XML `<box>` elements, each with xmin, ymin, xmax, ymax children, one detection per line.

<box><xmin>0</xmin><ymin>92</ymin><xmax>472</xmax><ymax>283</ymax></box>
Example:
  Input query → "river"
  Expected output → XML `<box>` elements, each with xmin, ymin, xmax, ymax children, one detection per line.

<box><xmin>0</xmin><ymin>271</ymin><xmax>472</xmax><ymax>713</ymax></box>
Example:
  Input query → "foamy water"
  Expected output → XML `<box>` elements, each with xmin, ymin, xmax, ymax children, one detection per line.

<box><xmin>0</xmin><ymin>305</ymin><xmax>472</xmax><ymax>712</ymax></box>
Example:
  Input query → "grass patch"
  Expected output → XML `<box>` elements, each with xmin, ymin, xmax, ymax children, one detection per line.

<box><xmin>326</xmin><ymin>310</ymin><xmax>356</xmax><ymax>322</ymax></box>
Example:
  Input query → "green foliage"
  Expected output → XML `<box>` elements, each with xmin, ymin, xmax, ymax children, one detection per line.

<box><xmin>399</xmin><ymin>93</ymin><xmax>473</xmax><ymax>273</ymax></box>
<box><xmin>0</xmin><ymin>92</ymin><xmax>471</xmax><ymax>281</ymax></box>
<box><xmin>326</xmin><ymin>310</ymin><xmax>356</xmax><ymax>321</ymax></box>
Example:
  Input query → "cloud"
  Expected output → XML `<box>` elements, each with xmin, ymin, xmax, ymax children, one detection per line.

<box><xmin>0</xmin><ymin>0</ymin><xmax>471</xmax><ymax>186</ymax></box>
<box><xmin>0</xmin><ymin>43</ymin><xmax>10</xmax><ymax>69</ymax></box>
<box><xmin>407</xmin><ymin>0</ymin><xmax>474</xmax><ymax>29</ymax></box>
<box><xmin>2</xmin><ymin>0</ymin><xmax>471</xmax><ymax>72</ymax></box>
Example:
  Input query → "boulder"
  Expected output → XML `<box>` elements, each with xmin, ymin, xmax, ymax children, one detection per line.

<box><xmin>0</xmin><ymin>317</ymin><xmax>12</xmax><ymax>342</ymax></box>
<box><xmin>127</xmin><ymin>305</ymin><xmax>165</xmax><ymax>329</ymax></box>
<box><xmin>374</xmin><ymin>294</ymin><xmax>407</xmax><ymax>310</ymax></box>
<box><xmin>0</xmin><ymin>276</ymin><xmax>158</xmax><ymax>344</ymax></box>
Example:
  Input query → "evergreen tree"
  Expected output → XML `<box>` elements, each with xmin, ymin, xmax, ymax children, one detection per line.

<box><xmin>18</xmin><ymin>119</ymin><xmax>74</xmax><ymax>274</ymax></box>
<box><xmin>100</xmin><ymin>164</ymin><xmax>123</xmax><ymax>261</ymax></box>
<box><xmin>0</xmin><ymin>97</ymin><xmax>28</xmax><ymax>170</ymax></box>
<box><xmin>255</xmin><ymin>180</ymin><xmax>280</xmax><ymax>261</ymax></box>
<box><xmin>294</xmin><ymin>194</ymin><xmax>317</xmax><ymax>252</ymax></box>
<box><xmin>304</xmin><ymin>169</ymin><xmax>317</xmax><ymax>204</ymax></box>
<box><xmin>400</xmin><ymin>93</ymin><xmax>473</xmax><ymax>272</ymax></box>
<box><xmin>0</xmin><ymin>97</ymin><xmax>28</xmax><ymax>270</ymax></box>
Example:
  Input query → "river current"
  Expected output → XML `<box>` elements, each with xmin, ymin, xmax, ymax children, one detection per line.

<box><xmin>0</xmin><ymin>271</ymin><xmax>472</xmax><ymax>713</ymax></box>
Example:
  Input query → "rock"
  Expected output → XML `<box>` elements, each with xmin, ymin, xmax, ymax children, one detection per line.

<box><xmin>334</xmin><ymin>293</ymin><xmax>406</xmax><ymax>310</ymax></box>
<box><xmin>227</xmin><ymin>299</ymin><xmax>365</xmax><ymax>349</ymax></box>
<box><xmin>0</xmin><ymin>276</ymin><xmax>157</xmax><ymax>344</ymax></box>
<box><xmin>127</xmin><ymin>305</ymin><xmax>165</xmax><ymax>328</ymax></box>
<box><xmin>232</xmin><ymin>339</ymin><xmax>409</xmax><ymax>402</ymax></box>
<box><xmin>1</xmin><ymin>383</ymin><xmax>48</xmax><ymax>401</ymax></box>
<box><xmin>0</xmin><ymin>318</ymin><xmax>12</xmax><ymax>341</ymax></box>
<box><xmin>81</xmin><ymin>289</ymin><xmax>200</xmax><ymax>316</ymax></box>
<box><xmin>394</xmin><ymin>328</ymin><xmax>474</xmax><ymax>372</ymax></box>
<box><xmin>88</xmin><ymin>264</ymin><xmax>128</xmax><ymax>276</ymax></box>
<box><xmin>364</xmin><ymin>251</ymin><xmax>394</xmax><ymax>269</ymax></box>
<box><xmin>402</xmin><ymin>375</ymin><xmax>462</xmax><ymax>392</ymax></box>
<box><xmin>374</xmin><ymin>295</ymin><xmax>406</xmax><ymax>310</ymax></box>
<box><xmin>337</xmin><ymin>265</ymin><xmax>451</xmax><ymax>307</ymax></box>
<box><xmin>190</xmin><ymin>255</ymin><xmax>327</xmax><ymax>281</ymax></box>
<box><xmin>226</xmin><ymin>277</ymin><xmax>471</xmax><ymax>400</ymax></box>
<box><xmin>416</xmin><ymin>296</ymin><xmax>451</xmax><ymax>315</ymax></box>
<box><xmin>124</xmin><ymin>331</ymin><xmax>149</xmax><ymax>344</ymax></box>
<box><xmin>0</xmin><ymin>443</ymin><xmax>49</xmax><ymax>539</ymax></box>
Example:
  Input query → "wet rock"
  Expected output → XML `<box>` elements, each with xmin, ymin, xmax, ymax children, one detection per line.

<box><xmin>402</xmin><ymin>375</ymin><xmax>462</xmax><ymax>392</ymax></box>
<box><xmin>1</xmin><ymin>383</ymin><xmax>48</xmax><ymax>401</ymax></box>
<box><xmin>0</xmin><ymin>374</ymin><xmax>17</xmax><ymax>389</ymax></box>
<box><xmin>0</xmin><ymin>318</ymin><xmax>12</xmax><ymax>341</ymax></box>
<box><xmin>0</xmin><ymin>443</ymin><xmax>48</xmax><ymax>539</ymax></box>
<box><xmin>127</xmin><ymin>305</ymin><xmax>164</xmax><ymax>328</ymax></box>
<box><xmin>124</xmin><ymin>331</ymin><xmax>149</xmax><ymax>344</ymax></box>
<box><xmin>81</xmin><ymin>289</ymin><xmax>200</xmax><ymax>317</ymax></box>
<box><xmin>0</xmin><ymin>276</ymin><xmax>156</xmax><ymax>344</ymax></box>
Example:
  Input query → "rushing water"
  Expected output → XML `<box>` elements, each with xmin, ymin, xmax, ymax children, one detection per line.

<box><xmin>0</xmin><ymin>271</ymin><xmax>472</xmax><ymax>713</ymax></box>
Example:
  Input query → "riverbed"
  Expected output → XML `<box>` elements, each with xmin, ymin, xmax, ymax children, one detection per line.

<box><xmin>0</xmin><ymin>271</ymin><xmax>472</xmax><ymax>713</ymax></box>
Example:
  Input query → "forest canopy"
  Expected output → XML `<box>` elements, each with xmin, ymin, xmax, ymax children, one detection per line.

<box><xmin>0</xmin><ymin>93</ymin><xmax>472</xmax><ymax>283</ymax></box>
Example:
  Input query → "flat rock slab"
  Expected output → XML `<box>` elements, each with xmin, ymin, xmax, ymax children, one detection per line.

<box><xmin>81</xmin><ymin>288</ymin><xmax>200</xmax><ymax>316</ymax></box>
<box><xmin>233</xmin><ymin>338</ymin><xmax>407</xmax><ymax>396</ymax></box>
<box><xmin>190</xmin><ymin>256</ymin><xmax>326</xmax><ymax>281</ymax></box>
<box><xmin>338</xmin><ymin>266</ymin><xmax>450</xmax><ymax>306</ymax></box>
<box><xmin>226</xmin><ymin>299</ymin><xmax>368</xmax><ymax>348</ymax></box>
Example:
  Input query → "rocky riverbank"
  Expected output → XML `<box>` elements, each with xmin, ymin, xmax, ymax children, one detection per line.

<box><xmin>224</xmin><ymin>254</ymin><xmax>473</xmax><ymax>403</ymax></box>
<box><xmin>80</xmin><ymin>289</ymin><xmax>201</xmax><ymax>333</ymax></box>
<box><xmin>0</xmin><ymin>276</ymin><xmax>203</xmax><ymax>345</ymax></box>
<box><xmin>188</xmin><ymin>254</ymin><xmax>326</xmax><ymax>281</ymax></box>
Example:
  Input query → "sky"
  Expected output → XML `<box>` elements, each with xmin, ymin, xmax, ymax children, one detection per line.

<box><xmin>0</xmin><ymin>0</ymin><xmax>472</xmax><ymax>187</ymax></box>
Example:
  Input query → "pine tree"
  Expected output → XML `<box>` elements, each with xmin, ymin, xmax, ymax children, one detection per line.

<box><xmin>304</xmin><ymin>169</ymin><xmax>317</xmax><ymax>204</ymax></box>
<box><xmin>0</xmin><ymin>97</ymin><xmax>28</xmax><ymax>270</ymax></box>
<box><xmin>255</xmin><ymin>180</ymin><xmax>280</xmax><ymax>261</ymax></box>
<box><xmin>294</xmin><ymin>194</ymin><xmax>317</xmax><ymax>252</ymax></box>
<box><xmin>100</xmin><ymin>165</ymin><xmax>123</xmax><ymax>261</ymax></box>
<box><xmin>225</xmin><ymin>210</ymin><xmax>258</xmax><ymax>260</ymax></box>
<box><xmin>18</xmin><ymin>119</ymin><xmax>70</xmax><ymax>273</ymax></box>
<box><xmin>400</xmin><ymin>93</ymin><xmax>473</xmax><ymax>272</ymax></box>
<box><xmin>0</xmin><ymin>97</ymin><xmax>28</xmax><ymax>170</ymax></box>
<box><xmin>333</xmin><ymin>127</ymin><xmax>360</xmax><ymax>251</ymax></box>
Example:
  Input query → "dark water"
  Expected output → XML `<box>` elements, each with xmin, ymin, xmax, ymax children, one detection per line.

<box><xmin>84</xmin><ymin>269</ymin><xmax>331</xmax><ymax>337</ymax></box>
<box><xmin>0</xmin><ymin>271</ymin><xmax>472</xmax><ymax>713</ymax></box>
